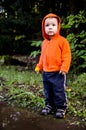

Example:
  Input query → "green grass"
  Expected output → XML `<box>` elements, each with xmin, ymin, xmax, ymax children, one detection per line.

<box><xmin>0</xmin><ymin>65</ymin><xmax>44</xmax><ymax>108</ymax></box>
<box><xmin>67</xmin><ymin>73</ymin><xmax>86</xmax><ymax>122</ymax></box>
<box><xmin>0</xmin><ymin>66</ymin><xmax>42</xmax><ymax>85</ymax></box>
<box><xmin>0</xmin><ymin>65</ymin><xmax>86</xmax><ymax>123</ymax></box>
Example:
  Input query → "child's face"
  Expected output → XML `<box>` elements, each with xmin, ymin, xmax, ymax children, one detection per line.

<box><xmin>44</xmin><ymin>17</ymin><xmax>58</xmax><ymax>38</ymax></box>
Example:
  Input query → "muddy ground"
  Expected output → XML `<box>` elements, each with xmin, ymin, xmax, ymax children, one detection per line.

<box><xmin>0</xmin><ymin>102</ymin><xmax>86</xmax><ymax>130</ymax></box>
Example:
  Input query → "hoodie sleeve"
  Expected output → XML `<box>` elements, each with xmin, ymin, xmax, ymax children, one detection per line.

<box><xmin>36</xmin><ymin>45</ymin><xmax>43</xmax><ymax>71</ymax></box>
<box><xmin>60</xmin><ymin>38</ymin><xmax>71</xmax><ymax>73</ymax></box>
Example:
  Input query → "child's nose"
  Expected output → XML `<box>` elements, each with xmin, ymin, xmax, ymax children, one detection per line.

<box><xmin>49</xmin><ymin>25</ymin><xmax>52</xmax><ymax>29</ymax></box>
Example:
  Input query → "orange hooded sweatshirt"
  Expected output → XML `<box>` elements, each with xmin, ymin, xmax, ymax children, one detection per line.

<box><xmin>36</xmin><ymin>13</ymin><xmax>71</xmax><ymax>73</ymax></box>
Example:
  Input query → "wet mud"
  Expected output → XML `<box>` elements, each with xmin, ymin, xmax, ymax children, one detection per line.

<box><xmin>0</xmin><ymin>102</ymin><xmax>86</xmax><ymax>130</ymax></box>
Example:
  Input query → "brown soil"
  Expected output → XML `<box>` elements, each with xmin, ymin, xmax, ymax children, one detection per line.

<box><xmin>0</xmin><ymin>102</ymin><xmax>86</xmax><ymax>130</ymax></box>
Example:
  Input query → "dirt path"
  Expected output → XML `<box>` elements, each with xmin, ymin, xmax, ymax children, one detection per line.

<box><xmin>0</xmin><ymin>103</ymin><xmax>86</xmax><ymax>130</ymax></box>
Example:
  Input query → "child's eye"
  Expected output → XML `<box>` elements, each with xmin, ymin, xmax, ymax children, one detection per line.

<box><xmin>46</xmin><ymin>24</ymin><xmax>49</xmax><ymax>27</ymax></box>
<box><xmin>52</xmin><ymin>24</ymin><xmax>56</xmax><ymax>26</ymax></box>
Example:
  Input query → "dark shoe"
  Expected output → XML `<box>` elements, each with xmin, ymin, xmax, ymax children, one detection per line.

<box><xmin>41</xmin><ymin>105</ymin><xmax>53</xmax><ymax>115</ymax></box>
<box><xmin>55</xmin><ymin>109</ymin><xmax>66</xmax><ymax>119</ymax></box>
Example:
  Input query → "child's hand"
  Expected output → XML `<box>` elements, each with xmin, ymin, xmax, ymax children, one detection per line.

<box><xmin>59</xmin><ymin>70</ymin><xmax>66</xmax><ymax>75</ymax></box>
<box><xmin>35</xmin><ymin>67</ymin><xmax>40</xmax><ymax>74</ymax></box>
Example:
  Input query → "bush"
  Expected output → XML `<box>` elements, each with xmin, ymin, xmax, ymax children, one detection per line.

<box><xmin>62</xmin><ymin>11</ymin><xmax>86</xmax><ymax>73</ymax></box>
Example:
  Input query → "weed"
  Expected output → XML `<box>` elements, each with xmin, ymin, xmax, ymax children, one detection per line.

<box><xmin>0</xmin><ymin>65</ymin><xmax>86</xmax><ymax>123</ymax></box>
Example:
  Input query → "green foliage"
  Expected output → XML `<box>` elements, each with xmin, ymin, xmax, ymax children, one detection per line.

<box><xmin>31</xmin><ymin>40</ymin><xmax>42</xmax><ymax>47</ymax></box>
<box><xmin>0</xmin><ymin>66</ymin><xmax>86</xmax><ymax>122</ymax></box>
<box><xmin>30</xmin><ymin>41</ymin><xmax>42</xmax><ymax>57</ymax></box>
<box><xmin>62</xmin><ymin>11</ymin><xmax>86</xmax><ymax>29</ymax></box>
<box><xmin>62</xmin><ymin>11</ymin><xmax>86</xmax><ymax>73</ymax></box>
<box><xmin>67</xmin><ymin>73</ymin><xmax>86</xmax><ymax>122</ymax></box>
<box><xmin>0</xmin><ymin>0</ymin><xmax>86</xmax><ymax>55</ymax></box>
<box><xmin>0</xmin><ymin>8</ymin><xmax>41</xmax><ymax>55</ymax></box>
<box><xmin>0</xmin><ymin>65</ymin><xmax>44</xmax><ymax>110</ymax></box>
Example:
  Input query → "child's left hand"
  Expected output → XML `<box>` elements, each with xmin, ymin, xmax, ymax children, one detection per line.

<box><xmin>59</xmin><ymin>70</ymin><xmax>66</xmax><ymax>75</ymax></box>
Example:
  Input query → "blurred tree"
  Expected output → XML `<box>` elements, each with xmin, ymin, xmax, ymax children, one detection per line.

<box><xmin>0</xmin><ymin>0</ymin><xmax>86</xmax><ymax>55</ymax></box>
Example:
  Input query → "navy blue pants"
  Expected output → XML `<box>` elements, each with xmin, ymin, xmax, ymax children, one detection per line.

<box><xmin>42</xmin><ymin>71</ymin><xmax>67</xmax><ymax>110</ymax></box>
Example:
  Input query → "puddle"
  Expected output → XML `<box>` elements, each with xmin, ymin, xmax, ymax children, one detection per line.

<box><xmin>0</xmin><ymin>102</ymin><xmax>86</xmax><ymax>130</ymax></box>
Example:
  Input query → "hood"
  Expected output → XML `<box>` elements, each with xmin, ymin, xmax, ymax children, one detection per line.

<box><xmin>42</xmin><ymin>13</ymin><xmax>61</xmax><ymax>39</ymax></box>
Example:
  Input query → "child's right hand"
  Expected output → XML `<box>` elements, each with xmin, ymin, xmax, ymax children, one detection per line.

<box><xmin>35</xmin><ymin>66</ymin><xmax>40</xmax><ymax>74</ymax></box>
